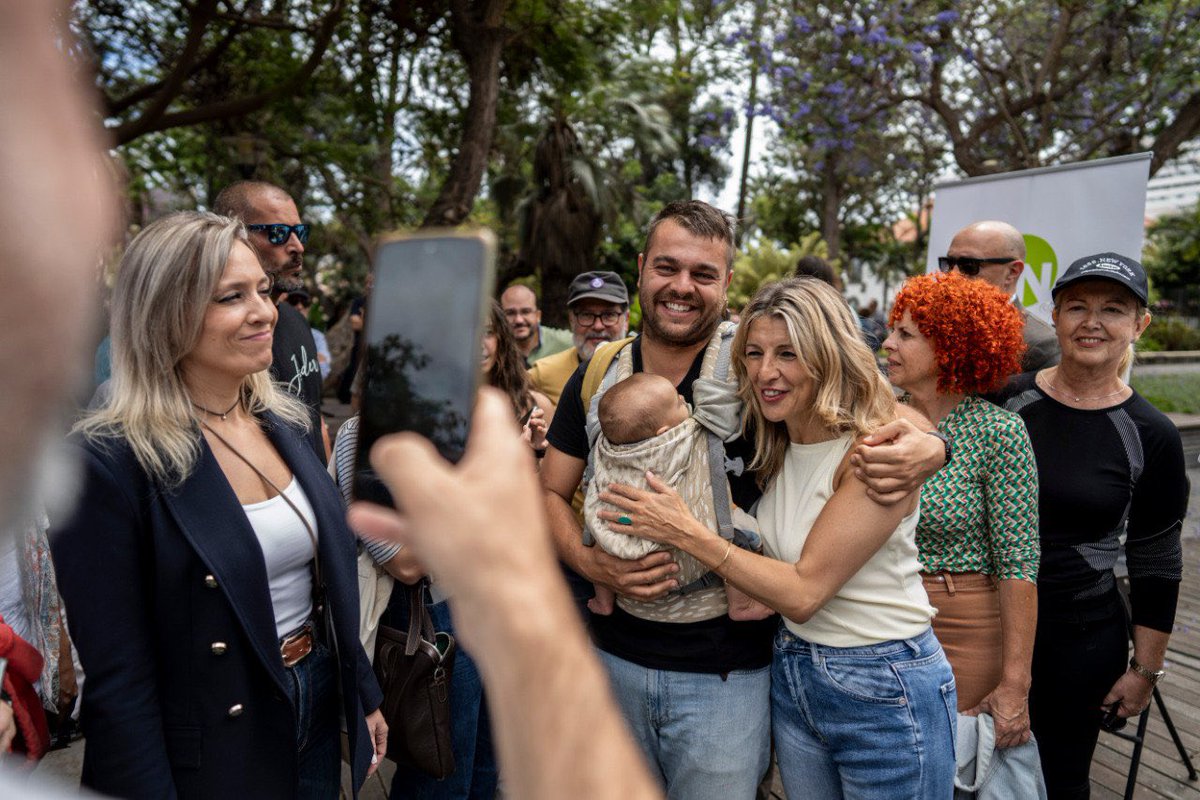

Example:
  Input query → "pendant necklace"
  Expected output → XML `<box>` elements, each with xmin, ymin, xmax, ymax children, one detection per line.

<box><xmin>192</xmin><ymin>397</ymin><xmax>241</xmax><ymax>421</ymax></box>
<box><xmin>1042</xmin><ymin>375</ymin><xmax>1126</xmax><ymax>404</ymax></box>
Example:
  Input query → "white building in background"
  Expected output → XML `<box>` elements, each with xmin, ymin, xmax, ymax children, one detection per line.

<box><xmin>1145</xmin><ymin>145</ymin><xmax>1200</xmax><ymax>219</ymax></box>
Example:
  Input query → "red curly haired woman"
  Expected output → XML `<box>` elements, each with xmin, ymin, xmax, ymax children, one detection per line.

<box><xmin>884</xmin><ymin>272</ymin><xmax>1040</xmax><ymax>751</ymax></box>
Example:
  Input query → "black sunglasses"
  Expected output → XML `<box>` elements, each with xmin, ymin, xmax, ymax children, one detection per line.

<box><xmin>937</xmin><ymin>255</ymin><xmax>1014</xmax><ymax>276</ymax></box>
<box><xmin>246</xmin><ymin>223</ymin><xmax>311</xmax><ymax>246</ymax></box>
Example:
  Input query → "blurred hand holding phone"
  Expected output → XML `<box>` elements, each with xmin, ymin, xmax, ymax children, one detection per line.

<box><xmin>353</xmin><ymin>230</ymin><xmax>496</xmax><ymax>507</ymax></box>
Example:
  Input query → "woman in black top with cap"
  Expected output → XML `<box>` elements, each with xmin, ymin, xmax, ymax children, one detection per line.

<box><xmin>996</xmin><ymin>252</ymin><xmax>1188</xmax><ymax>799</ymax></box>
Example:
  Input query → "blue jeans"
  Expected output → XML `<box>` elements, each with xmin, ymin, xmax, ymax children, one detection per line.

<box><xmin>288</xmin><ymin>640</ymin><xmax>341</xmax><ymax>800</ymax></box>
<box><xmin>390</xmin><ymin>600</ymin><xmax>498</xmax><ymax>800</ymax></box>
<box><xmin>772</xmin><ymin>626</ymin><xmax>957</xmax><ymax>800</ymax></box>
<box><xmin>597</xmin><ymin>650</ymin><xmax>771</xmax><ymax>800</ymax></box>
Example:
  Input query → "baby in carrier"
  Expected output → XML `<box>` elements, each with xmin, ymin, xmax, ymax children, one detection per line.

<box><xmin>584</xmin><ymin>373</ymin><xmax>771</xmax><ymax>621</ymax></box>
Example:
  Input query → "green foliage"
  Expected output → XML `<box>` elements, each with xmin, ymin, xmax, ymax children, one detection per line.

<box><xmin>1138</xmin><ymin>317</ymin><xmax>1200</xmax><ymax>352</ymax></box>
<box><xmin>78</xmin><ymin>0</ymin><xmax>1200</xmax><ymax>322</ymax></box>
<box><xmin>728</xmin><ymin>233</ymin><xmax>827</xmax><ymax>311</ymax></box>
<box><xmin>1145</xmin><ymin>202</ymin><xmax>1200</xmax><ymax>304</ymax></box>
<box><xmin>306</xmin><ymin>302</ymin><xmax>328</xmax><ymax>332</ymax></box>
<box><xmin>1130</xmin><ymin>373</ymin><xmax>1200</xmax><ymax>414</ymax></box>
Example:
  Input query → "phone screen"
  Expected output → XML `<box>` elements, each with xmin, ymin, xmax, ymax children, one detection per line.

<box><xmin>353</xmin><ymin>232</ymin><xmax>495</xmax><ymax>507</ymax></box>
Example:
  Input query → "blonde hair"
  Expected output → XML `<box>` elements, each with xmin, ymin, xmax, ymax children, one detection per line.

<box><xmin>1051</xmin><ymin>287</ymin><xmax>1149</xmax><ymax>377</ymax></box>
<box><xmin>733</xmin><ymin>278</ymin><xmax>895</xmax><ymax>488</ymax></box>
<box><xmin>77</xmin><ymin>211</ymin><xmax>309</xmax><ymax>485</ymax></box>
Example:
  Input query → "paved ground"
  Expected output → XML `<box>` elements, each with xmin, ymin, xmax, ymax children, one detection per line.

<box><xmin>1134</xmin><ymin>362</ymin><xmax>1200</xmax><ymax>377</ymax></box>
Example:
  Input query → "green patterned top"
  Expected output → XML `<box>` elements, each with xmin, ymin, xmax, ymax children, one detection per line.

<box><xmin>914</xmin><ymin>395</ymin><xmax>1040</xmax><ymax>582</ymax></box>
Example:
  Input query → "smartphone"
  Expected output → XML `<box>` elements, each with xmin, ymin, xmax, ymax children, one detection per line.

<box><xmin>352</xmin><ymin>230</ymin><xmax>496</xmax><ymax>507</ymax></box>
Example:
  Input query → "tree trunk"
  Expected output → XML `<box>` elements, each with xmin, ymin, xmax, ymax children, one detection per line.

<box><xmin>111</xmin><ymin>2</ymin><xmax>344</xmax><ymax>145</ymax></box>
<box><xmin>820</xmin><ymin>155</ymin><xmax>842</xmax><ymax>262</ymax></box>
<box><xmin>735</xmin><ymin>0</ymin><xmax>764</xmax><ymax>245</ymax></box>
<box><xmin>1150</xmin><ymin>88</ymin><xmax>1200</xmax><ymax>177</ymax></box>
<box><xmin>420</xmin><ymin>0</ymin><xmax>509</xmax><ymax>228</ymax></box>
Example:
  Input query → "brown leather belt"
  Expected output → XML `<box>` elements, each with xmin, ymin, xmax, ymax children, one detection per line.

<box><xmin>280</xmin><ymin>622</ymin><xmax>314</xmax><ymax>668</ymax></box>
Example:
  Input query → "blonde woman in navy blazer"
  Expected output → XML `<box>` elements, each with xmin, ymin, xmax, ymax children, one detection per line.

<box><xmin>51</xmin><ymin>212</ymin><xmax>386</xmax><ymax>798</ymax></box>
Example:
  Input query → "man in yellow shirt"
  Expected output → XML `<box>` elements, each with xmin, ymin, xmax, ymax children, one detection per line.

<box><xmin>529</xmin><ymin>271</ymin><xmax>629</xmax><ymax>404</ymax></box>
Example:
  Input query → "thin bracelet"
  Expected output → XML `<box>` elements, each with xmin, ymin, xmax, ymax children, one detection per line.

<box><xmin>713</xmin><ymin>540</ymin><xmax>735</xmax><ymax>571</ymax></box>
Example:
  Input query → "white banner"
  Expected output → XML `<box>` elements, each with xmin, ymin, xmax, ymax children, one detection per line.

<box><xmin>926</xmin><ymin>153</ymin><xmax>1151</xmax><ymax>322</ymax></box>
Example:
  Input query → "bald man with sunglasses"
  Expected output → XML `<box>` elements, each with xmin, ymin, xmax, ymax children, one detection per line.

<box><xmin>214</xmin><ymin>180</ymin><xmax>327</xmax><ymax>463</ymax></box>
<box><xmin>940</xmin><ymin>220</ymin><xmax>1061</xmax><ymax>371</ymax></box>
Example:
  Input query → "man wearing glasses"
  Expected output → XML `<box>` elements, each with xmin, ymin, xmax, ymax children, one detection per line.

<box><xmin>939</xmin><ymin>220</ymin><xmax>1060</xmax><ymax>371</ymax></box>
<box><xmin>529</xmin><ymin>271</ymin><xmax>630</xmax><ymax>405</ymax></box>
<box><xmin>500</xmin><ymin>283</ymin><xmax>575</xmax><ymax>366</ymax></box>
<box><xmin>214</xmin><ymin>180</ymin><xmax>327</xmax><ymax>463</ymax></box>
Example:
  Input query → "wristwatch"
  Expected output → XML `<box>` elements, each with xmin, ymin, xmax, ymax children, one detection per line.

<box><xmin>927</xmin><ymin>430</ymin><xmax>953</xmax><ymax>468</ymax></box>
<box><xmin>1129</xmin><ymin>656</ymin><xmax>1165</xmax><ymax>686</ymax></box>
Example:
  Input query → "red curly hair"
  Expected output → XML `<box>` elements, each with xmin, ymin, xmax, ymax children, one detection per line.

<box><xmin>889</xmin><ymin>271</ymin><xmax>1026</xmax><ymax>395</ymax></box>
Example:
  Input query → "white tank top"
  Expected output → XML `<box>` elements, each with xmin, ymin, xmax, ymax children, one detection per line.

<box><xmin>757</xmin><ymin>435</ymin><xmax>934</xmax><ymax>647</ymax></box>
<box><xmin>243</xmin><ymin>478</ymin><xmax>316</xmax><ymax>637</ymax></box>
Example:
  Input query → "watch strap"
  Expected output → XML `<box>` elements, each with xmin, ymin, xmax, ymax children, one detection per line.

<box><xmin>1129</xmin><ymin>656</ymin><xmax>1164</xmax><ymax>685</ymax></box>
<box><xmin>927</xmin><ymin>429</ymin><xmax>953</xmax><ymax>467</ymax></box>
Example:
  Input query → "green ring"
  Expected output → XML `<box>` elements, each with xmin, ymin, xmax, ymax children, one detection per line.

<box><xmin>617</xmin><ymin>515</ymin><xmax>633</xmax><ymax>526</ymax></box>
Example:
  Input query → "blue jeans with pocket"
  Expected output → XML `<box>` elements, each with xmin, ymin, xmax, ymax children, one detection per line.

<box><xmin>597</xmin><ymin>649</ymin><xmax>771</xmax><ymax>800</ymax></box>
<box><xmin>288</xmin><ymin>639</ymin><xmax>341</xmax><ymax>799</ymax></box>
<box><xmin>772</xmin><ymin>625</ymin><xmax>957</xmax><ymax>800</ymax></box>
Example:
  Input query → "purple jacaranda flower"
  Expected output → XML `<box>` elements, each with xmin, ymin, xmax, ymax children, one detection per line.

<box><xmin>866</xmin><ymin>27</ymin><xmax>888</xmax><ymax>44</ymax></box>
<box><xmin>793</xmin><ymin>15</ymin><xmax>812</xmax><ymax>33</ymax></box>
<box><xmin>935</xmin><ymin>10</ymin><xmax>959</xmax><ymax>24</ymax></box>
<box><xmin>833</xmin><ymin>23</ymin><xmax>847</xmax><ymax>36</ymax></box>
<box><xmin>850</xmin><ymin>54</ymin><xmax>865</xmax><ymax>66</ymax></box>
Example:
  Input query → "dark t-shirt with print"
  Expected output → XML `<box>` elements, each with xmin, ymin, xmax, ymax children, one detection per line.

<box><xmin>272</xmin><ymin>301</ymin><xmax>326</xmax><ymax>465</ymax></box>
<box><xmin>546</xmin><ymin>336</ymin><xmax>776</xmax><ymax>674</ymax></box>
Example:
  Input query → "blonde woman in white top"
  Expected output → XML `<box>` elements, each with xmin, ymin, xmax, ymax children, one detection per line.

<box><xmin>598</xmin><ymin>278</ymin><xmax>957</xmax><ymax>800</ymax></box>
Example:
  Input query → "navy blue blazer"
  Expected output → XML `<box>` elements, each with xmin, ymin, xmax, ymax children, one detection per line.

<box><xmin>51</xmin><ymin>413</ymin><xmax>384</xmax><ymax>799</ymax></box>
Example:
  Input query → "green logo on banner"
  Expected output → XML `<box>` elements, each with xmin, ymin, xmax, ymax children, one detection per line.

<box><xmin>1022</xmin><ymin>235</ymin><xmax>1058</xmax><ymax>307</ymax></box>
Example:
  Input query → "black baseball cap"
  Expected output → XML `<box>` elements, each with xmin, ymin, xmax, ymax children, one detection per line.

<box><xmin>1051</xmin><ymin>252</ymin><xmax>1148</xmax><ymax>305</ymax></box>
<box><xmin>567</xmin><ymin>271</ymin><xmax>628</xmax><ymax>307</ymax></box>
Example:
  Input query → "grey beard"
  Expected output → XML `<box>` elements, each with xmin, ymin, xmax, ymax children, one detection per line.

<box><xmin>274</xmin><ymin>273</ymin><xmax>305</xmax><ymax>294</ymax></box>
